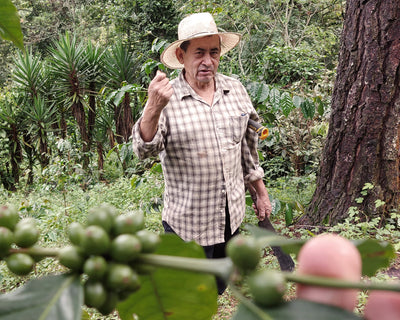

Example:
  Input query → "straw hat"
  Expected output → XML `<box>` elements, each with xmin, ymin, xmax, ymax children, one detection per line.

<box><xmin>160</xmin><ymin>12</ymin><xmax>242</xmax><ymax>69</ymax></box>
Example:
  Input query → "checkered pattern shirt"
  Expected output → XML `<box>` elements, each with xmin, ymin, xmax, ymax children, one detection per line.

<box><xmin>132</xmin><ymin>72</ymin><xmax>264</xmax><ymax>246</ymax></box>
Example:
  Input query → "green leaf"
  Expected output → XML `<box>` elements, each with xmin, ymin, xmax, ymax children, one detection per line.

<box><xmin>150</xmin><ymin>162</ymin><xmax>163</xmax><ymax>174</ymax></box>
<box><xmin>232</xmin><ymin>299</ymin><xmax>361</xmax><ymax>320</ymax></box>
<box><xmin>262</xmin><ymin>112</ymin><xmax>277</xmax><ymax>124</ymax></box>
<box><xmin>279</xmin><ymin>92</ymin><xmax>294</xmax><ymax>117</ymax></box>
<box><xmin>284</xmin><ymin>203</ymin><xmax>294</xmax><ymax>226</ymax></box>
<box><xmin>256</xmin><ymin>83</ymin><xmax>270</xmax><ymax>103</ymax></box>
<box><xmin>117</xmin><ymin>234</ymin><xmax>218</xmax><ymax>320</ymax></box>
<box><xmin>0</xmin><ymin>0</ymin><xmax>24</xmax><ymax>50</ymax></box>
<box><xmin>292</xmin><ymin>95</ymin><xmax>303</xmax><ymax>108</ymax></box>
<box><xmin>354</xmin><ymin>238</ymin><xmax>396</xmax><ymax>276</ymax></box>
<box><xmin>271</xmin><ymin>198</ymin><xmax>281</xmax><ymax>216</ymax></box>
<box><xmin>314</xmin><ymin>96</ymin><xmax>325</xmax><ymax>116</ymax></box>
<box><xmin>246</xmin><ymin>81</ymin><xmax>269</xmax><ymax>104</ymax></box>
<box><xmin>0</xmin><ymin>274</ymin><xmax>82</xmax><ymax>320</ymax></box>
<box><xmin>269</xmin><ymin>88</ymin><xmax>280</xmax><ymax>112</ymax></box>
<box><xmin>300</xmin><ymin>99</ymin><xmax>315</xmax><ymax>119</ymax></box>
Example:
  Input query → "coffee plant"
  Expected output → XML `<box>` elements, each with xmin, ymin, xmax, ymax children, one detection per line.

<box><xmin>0</xmin><ymin>204</ymin><xmax>398</xmax><ymax>320</ymax></box>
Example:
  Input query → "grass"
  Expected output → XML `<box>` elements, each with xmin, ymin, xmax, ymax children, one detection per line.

<box><xmin>0</xmin><ymin>171</ymin><xmax>399</xmax><ymax>319</ymax></box>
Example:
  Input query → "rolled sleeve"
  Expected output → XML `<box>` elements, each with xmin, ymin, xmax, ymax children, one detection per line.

<box><xmin>244</xmin><ymin>166</ymin><xmax>265</xmax><ymax>184</ymax></box>
<box><xmin>241</xmin><ymin>114</ymin><xmax>265</xmax><ymax>184</ymax></box>
<box><xmin>132</xmin><ymin>117</ymin><xmax>165</xmax><ymax>159</ymax></box>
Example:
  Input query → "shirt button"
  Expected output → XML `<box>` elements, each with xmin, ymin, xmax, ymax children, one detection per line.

<box><xmin>222</xmin><ymin>190</ymin><xmax>226</xmax><ymax>195</ymax></box>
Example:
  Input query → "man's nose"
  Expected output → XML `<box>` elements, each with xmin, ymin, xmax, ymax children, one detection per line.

<box><xmin>202</xmin><ymin>53</ymin><xmax>212</xmax><ymax>65</ymax></box>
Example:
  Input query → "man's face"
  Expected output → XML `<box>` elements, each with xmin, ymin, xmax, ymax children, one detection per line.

<box><xmin>176</xmin><ymin>35</ymin><xmax>221</xmax><ymax>88</ymax></box>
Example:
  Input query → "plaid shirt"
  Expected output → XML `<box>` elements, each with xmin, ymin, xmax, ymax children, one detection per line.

<box><xmin>132</xmin><ymin>72</ymin><xmax>264</xmax><ymax>246</ymax></box>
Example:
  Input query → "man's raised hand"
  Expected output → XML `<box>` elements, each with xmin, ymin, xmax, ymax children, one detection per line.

<box><xmin>147</xmin><ymin>70</ymin><xmax>173</xmax><ymax>112</ymax></box>
<box><xmin>139</xmin><ymin>71</ymin><xmax>173</xmax><ymax>142</ymax></box>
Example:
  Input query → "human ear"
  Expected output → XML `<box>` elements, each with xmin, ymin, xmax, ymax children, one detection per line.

<box><xmin>175</xmin><ymin>47</ymin><xmax>184</xmax><ymax>64</ymax></box>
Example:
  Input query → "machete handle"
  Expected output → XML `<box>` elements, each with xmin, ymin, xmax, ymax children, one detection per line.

<box><xmin>248</xmin><ymin>119</ymin><xmax>269</xmax><ymax>140</ymax></box>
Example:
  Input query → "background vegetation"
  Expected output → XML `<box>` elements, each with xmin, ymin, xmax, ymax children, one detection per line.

<box><xmin>4</xmin><ymin>1</ymin><xmax>399</xmax><ymax>319</ymax></box>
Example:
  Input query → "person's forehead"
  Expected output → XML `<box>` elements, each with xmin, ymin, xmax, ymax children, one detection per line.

<box><xmin>188</xmin><ymin>35</ymin><xmax>220</xmax><ymax>49</ymax></box>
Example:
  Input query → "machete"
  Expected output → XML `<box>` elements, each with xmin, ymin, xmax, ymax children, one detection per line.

<box><xmin>246</xmin><ymin>171</ymin><xmax>295</xmax><ymax>272</ymax></box>
<box><xmin>247</xmin><ymin>119</ymin><xmax>295</xmax><ymax>271</ymax></box>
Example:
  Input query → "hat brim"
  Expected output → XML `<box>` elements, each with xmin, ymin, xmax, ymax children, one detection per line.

<box><xmin>160</xmin><ymin>32</ymin><xmax>242</xmax><ymax>69</ymax></box>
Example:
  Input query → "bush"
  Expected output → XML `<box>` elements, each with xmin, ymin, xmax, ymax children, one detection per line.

<box><xmin>256</xmin><ymin>46</ymin><xmax>324</xmax><ymax>87</ymax></box>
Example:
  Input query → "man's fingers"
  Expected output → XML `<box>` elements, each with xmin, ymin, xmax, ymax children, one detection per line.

<box><xmin>153</xmin><ymin>70</ymin><xmax>169</xmax><ymax>83</ymax></box>
<box><xmin>154</xmin><ymin>70</ymin><xmax>164</xmax><ymax>79</ymax></box>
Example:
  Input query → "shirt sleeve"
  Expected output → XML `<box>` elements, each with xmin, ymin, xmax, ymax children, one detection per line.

<box><xmin>240</xmin><ymin>87</ymin><xmax>265</xmax><ymax>184</ymax></box>
<box><xmin>131</xmin><ymin>114</ymin><xmax>166</xmax><ymax>160</ymax></box>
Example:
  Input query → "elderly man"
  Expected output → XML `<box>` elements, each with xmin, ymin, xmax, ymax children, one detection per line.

<box><xmin>132</xmin><ymin>12</ymin><xmax>271</xmax><ymax>293</ymax></box>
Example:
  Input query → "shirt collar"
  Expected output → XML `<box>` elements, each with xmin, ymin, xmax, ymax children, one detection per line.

<box><xmin>176</xmin><ymin>71</ymin><xmax>231</xmax><ymax>101</ymax></box>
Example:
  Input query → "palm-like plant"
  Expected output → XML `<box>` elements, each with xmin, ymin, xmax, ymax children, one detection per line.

<box><xmin>48</xmin><ymin>32</ymin><xmax>90</xmax><ymax>168</ymax></box>
<box><xmin>103</xmin><ymin>42</ymin><xmax>138</xmax><ymax>143</ymax></box>
<box><xmin>13</xmin><ymin>49</ymin><xmax>45</xmax><ymax>98</ymax></box>
<box><xmin>21</xmin><ymin>96</ymin><xmax>58</xmax><ymax>169</ymax></box>
<box><xmin>12</xmin><ymin>49</ymin><xmax>56</xmax><ymax>182</ymax></box>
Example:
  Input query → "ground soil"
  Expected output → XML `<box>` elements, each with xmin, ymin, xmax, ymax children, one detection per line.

<box><xmin>385</xmin><ymin>255</ymin><xmax>400</xmax><ymax>278</ymax></box>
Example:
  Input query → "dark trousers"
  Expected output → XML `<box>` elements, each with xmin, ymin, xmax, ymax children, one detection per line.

<box><xmin>162</xmin><ymin>204</ymin><xmax>239</xmax><ymax>295</ymax></box>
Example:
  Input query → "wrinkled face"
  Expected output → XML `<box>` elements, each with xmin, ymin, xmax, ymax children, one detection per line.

<box><xmin>176</xmin><ymin>35</ymin><xmax>221</xmax><ymax>88</ymax></box>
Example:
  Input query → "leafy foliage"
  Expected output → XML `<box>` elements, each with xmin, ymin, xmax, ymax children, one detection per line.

<box><xmin>0</xmin><ymin>0</ymin><xmax>23</xmax><ymax>50</ymax></box>
<box><xmin>0</xmin><ymin>274</ymin><xmax>82</xmax><ymax>320</ymax></box>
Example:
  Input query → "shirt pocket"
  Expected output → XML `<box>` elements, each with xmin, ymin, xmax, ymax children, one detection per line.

<box><xmin>230</xmin><ymin>115</ymin><xmax>248</xmax><ymax>143</ymax></box>
<box><xmin>218</xmin><ymin>115</ymin><xmax>248</xmax><ymax>148</ymax></box>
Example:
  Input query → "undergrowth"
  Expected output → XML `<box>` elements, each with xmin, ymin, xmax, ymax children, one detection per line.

<box><xmin>0</xmin><ymin>172</ymin><xmax>399</xmax><ymax>319</ymax></box>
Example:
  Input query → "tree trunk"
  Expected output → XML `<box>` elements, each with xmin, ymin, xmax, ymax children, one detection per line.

<box><xmin>114</xmin><ymin>104</ymin><xmax>123</xmax><ymax>145</ymax></box>
<box><xmin>71</xmin><ymin>101</ymin><xmax>90</xmax><ymax>169</ymax></box>
<box><xmin>88</xmin><ymin>81</ymin><xmax>96</xmax><ymax>143</ymax></box>
<box><xmin>96</xmin><ymin>141</ymin><xmax>104</xmax><ymax>181</ymax></box>
<box><xmin>22</xmin><ymin>132</ymin><xmax>34</xmax><ymax>185</ymax></box>
<box><xmin>9</xmin><ymin>124</ymin><xmax>22</xmax><ymax>188</ymax></box>
<box><xmin>122</xmin><ymin>92</ymin><xmax>134</xmax><ymax>142</ymax></box>
<box><xmin>301</xmin><ymin>0</ymin><xmax>400</xmax><ymax>225</ymax></box>
<box><xmin>60</xmin><ymin>113</ymin><xmax>67</xmax><ymax>139</ymax></box>
<box><xmin>39</xmin><ymin>134</ymin><xmax>50</xmax><ymax>169</ymax></box>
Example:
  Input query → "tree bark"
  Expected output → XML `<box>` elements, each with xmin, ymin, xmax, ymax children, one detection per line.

<box><xmin>71</xmin><ymin>101</ymin><xmax>90</xmax><ymax>169</ymax></box>
<box><xmin>301</xmin><ymin>0</ymin><xmax>400</xmax><ymax>225</ymax></box>
<box><xmin>114</xmin><ymin>104</ymin><xmax>123</xmax><ymax>145</ymax></box>
<box><xmin>88</xmin><ymin>81</ymin><xmax>96</xmax><ymax>144</ymax></box>
<box><xmin>96</xmin><ymin>141</ymin><xmax>104</xmax><ymax>181</ymax></box>
<box><xmin>9</xmin><ymin>124</ymin><xmax>22</xmax><ymax>189</ymax></box>
<box><xmin>122</xmin><ymin>92</ymin><xmax>134</xmax><ymax>142</ymax></box>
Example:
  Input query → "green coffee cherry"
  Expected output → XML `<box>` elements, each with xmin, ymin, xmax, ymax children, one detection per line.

<box><xmin>14</xmin><ymin>218</ymin><xmax>40</xmax><ymax>248</ymax></box>
<box><xmin>83</xmin><ymin>256</ymin><xmax>108</xmax><ymax>281</ymax></box>
<box><xmin>67</xmin><ymin>222</ymin><xmax>85</xmax><ymax>246</ymax></box>
<box><xmin>6</xmin><ymin>253</ymin><xmax>35</xmax><ymax>276</ymax></box>
<box><xmin>105</xmin><ymin>263</ymin><xmax>136</xmax><ymax>291</ymax></box>
<box><xmin>58</xmin><ymin>245</ymin><xmax>85</xmax><ymax>271</ymax></box>
<box><xmin>248</xmin><ymin>269</ymin><xmax>286</xmax><ymax>307</ymax></box>
<box><xmin>0</xmin><ymin>226</ymin><xmax>14</xmax><ymax>257</ymax></box>
<box><xmin>110</xmin><ymin>234</ymin><xmax>142</xmax><ymax>263</ymax></box>
<box><xmin>84</xmin><ymin>281</ymin><xmax>107</xmax><ymax>309</ymax></box>
<box><xmin>87</xmin><ymin>206</ymin><xmax>114</xmax><ymax>233</ymax></box>
<box><xmin>81</xmin><ymin>225</ymin><xmax>111</xmax><ymax>255</ymax></box>
<box><xmin>97</xmin><ymin>203</ymin><xmax>119</xmax><ymax>219</ymax></box>
<box><xmin>0</xmin><ymin>205</ymin><xmax>19</xmax><ymax>231</ymax></box>
<box><xmin>112</xmin><ymin>211</ymin><xmax>144</xmax><ymax>235</ymax></box>
<box><xmin>136</xmin><ymin>229</ymin><xmax>160</xmax><ymax>253</ymax></box>
<box><xmin>226</xmin><ymin>235</ymin><xmax>261</xmax><ymax>272</ymax></box>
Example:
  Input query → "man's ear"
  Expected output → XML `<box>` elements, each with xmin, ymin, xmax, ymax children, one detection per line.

<box><xmin>175</xmin><ymin>47</ymin><xmax>184</xmax><ymax>64</ymax></box>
